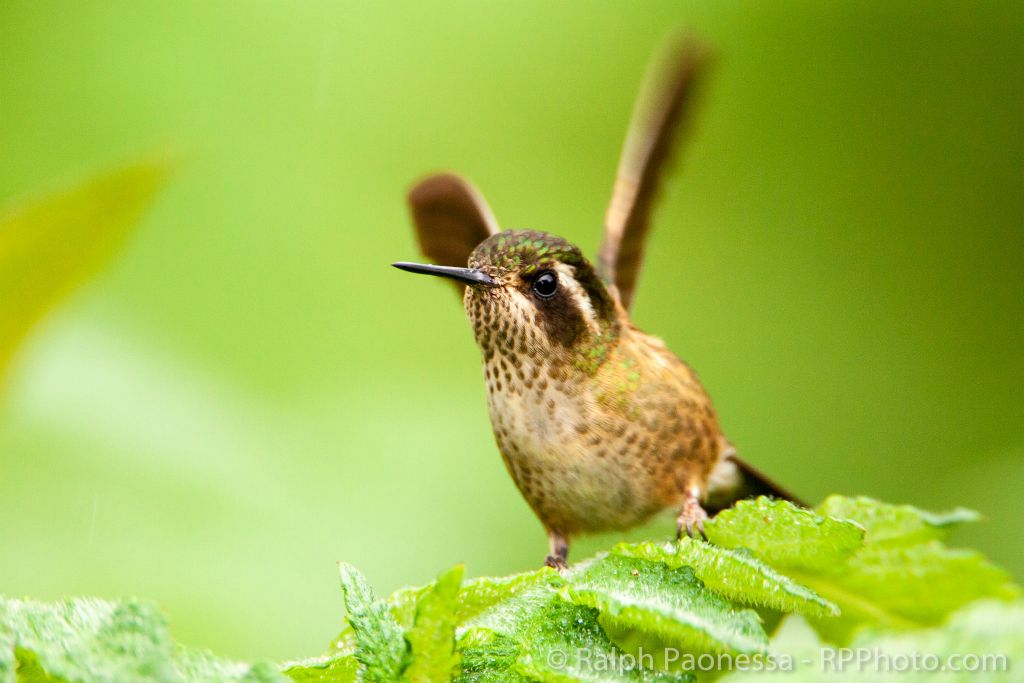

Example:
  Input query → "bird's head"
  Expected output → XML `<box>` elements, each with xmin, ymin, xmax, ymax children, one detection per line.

<box><xmin>394</xmin><ymin>230</ymin><xmax>621</xmax><ymax>368</ymax></box>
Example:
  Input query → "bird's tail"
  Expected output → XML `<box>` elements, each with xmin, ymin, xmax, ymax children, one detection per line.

<box><xmin>704</xmin><ymin>449</ymin><xmax>807</xmax><ymax>514</ymax></box>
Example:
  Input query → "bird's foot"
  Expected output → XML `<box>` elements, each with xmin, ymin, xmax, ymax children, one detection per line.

<box><xmin>545</xmin><ymin>531</ymin><xmax>569</xmax><ymax>572</ymax></box>
<box><xmin>544</xmin><ymin>554</ymin><xmax>568</xmax><ymax>571</ymax></box>
<box><xmin>676</xmin><ymin>494</ymin><xmax>708</xmax><ymax>540</ymax></box>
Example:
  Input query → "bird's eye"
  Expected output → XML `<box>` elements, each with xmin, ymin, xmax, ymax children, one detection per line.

<box><xmin>532</xmin><ymin>271</ymin><xmax>558</xmax><ymax>299</ymax></box>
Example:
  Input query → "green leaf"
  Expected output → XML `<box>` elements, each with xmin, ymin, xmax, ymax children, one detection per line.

<box><xmin>403</xmin><ymin>564</ymin><xmax>464</xmax><ymax>682</ymax></box>
<box><xmin>718</xmin><ymin>600</ymin><xmax>1024</xmax><ymax>682</ymax></box>
<box><xmin>709</xmin><ymin>497</ymin><xmax>1021</xmax><ymax>644</ymax></box>
<box><xmin>451</xmin><ymin>573</ymin><xmax>572</xmax><ymax>681</ymax></box>
<box><xmin>517</xmin><ymin>600</ymin><xmax>690</xmax><ymax>683</ymax></box>
<box><xmin>802</xmin><ymin>542</ymin><xmax>1021</xmax><ymax>644</ymax></box>
<box><xmin>176</xmin><ymin>651</ymin><xmax>286</xmax><ymax>683</ymax></box>
<box><xmin>457</xmin><ymin>569</ymin><xmax>565</xmax><ymax>635</ymax></box>
<box><xmin>568</xmin><ymin>553</ymin><xmax>768</xmax><ymax>656</ymax></box>
<box><xmin>455</xmin><ymin>629</ymin><xmax>532</xmax><ymax>683</ymax></box>
<box><xmin>0</xmin><ymin>598</ymin><xmax>174</xmax><ymax>683</ymax></box>
<box><xmin>338</xmin><ymin>563</ymin><xmax>408</xmax><ymax>682</ymax></box>
<box><xmin>6</xmin><ymin>494</ymin><xmax>1017</xmax><ymax>681</ymax></box>
<box><xmin>0</xmin><ymin>159</ymin><xmax>172</xmax><ymax>381</ymax></box>
<box><xmin>614</xmin><ymin>539</ymin><xmax>837</xmax><ymax>618</ymax></box>
<box><xmin>327</xmin><ymin>567</ymin><xmax>560</xmax><ymax>657</ymax></box>
<box><xmin>705</xmin><ymin>497</ymin><xmax>864</xmax><ymax>572</ymax></box>
<box><xmin>280</xmin><ymin>654</ymin><xmax>359</xmax><ymax>682</ymax></box>
<box><xmin>332</xmin><ymin>564</ymin><xmax>544</xmax><ymax>681</ymax></box>
<box><xmin>846</xmin><ymin>600</ymin><xmax>1024</xmax><ymax>681</ymax></box>
<box><xmin>845</xmin><ymin>543</ymin><xmax>1020</xmax><ymax>621</ymax></box>
<box><xmin>817</xmin><ymin>495</ymin><xmax>981</xmax><ymax>546</ymax></box>
<box><xmin>456</xmin><ymin>600</ymin><xmax>691</xmax><ymax>683</ymax></box>
<box><xmin>440</xmin><ymin>563</ymin><xmax>689</xmax><ymax>681</ymax></box>
<box><xmin>0</xmin><ymin>597</ymin><xmax>286</xmax><ymax>683</ymax></box>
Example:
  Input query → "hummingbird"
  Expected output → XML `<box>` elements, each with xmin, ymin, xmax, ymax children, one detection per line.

<box><xmin>394</xmin><ymin>35</ymin><xmax>802</xmax><ymax>569</ymax></box>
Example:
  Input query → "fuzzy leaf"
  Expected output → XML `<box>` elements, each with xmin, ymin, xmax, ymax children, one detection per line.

<box><xmin>457</xmin><ymin>569</ymin><xmax>565</xmax><ymax>636</ymax></box>
<box><xmin>456</xmin><ymin>600</ymin><xmax>691</xmax><ymax>683</ymax></box>
<box><xmin>801</xmin><ymin>542</ymin><xmax>1021</xmax><ymax>644</ymax></box>
<box><xmin>705</xmin><ymin>497</ymin><xmax>864</xmax><ymax>572</ymax></box>
<box><xmin>451</xmin><ymin>573</ymin><xmax>574</xmax><ymax>681</ymax></box>
<box><xmin>281</xmin><ymin>654</ymin><xmax>359</xmax><ymax>682</ymax></box>
<box><xmin>719</xmin><ymin>600</ymin><xmax>1024</xmax><ymax>682</ymax></box>
<box><xmin>403</xmin><ymin>564</ymin><xmax>464</xmax><ymax>682</ymax></box>
<box><xmin>0</xmin><ymin>598</ymin><xmax>174</xmax><ymax>683</ymax></box>
<box><xmin>567</xmin><ymin>554</ymin><xmax>769</xmax><ymax>656</ymax></box>
<box><xmin>613</xmin><ymin>539</ymin><xmax>838</xmax><ymax>617</ymax></box>
<box><xmin>817</xmin><ymin>495</ymin><xmax>981</xmax><ymax>546</ymax></box>
<box><xmin>0</xmin><ymin>597</ymin><xmax>285</xmax><ymax>683</ymax></box>
<box><xmin>0</xmin><ymin>159</ymin><xmax>171</xmax><ymax>381</ymax></box>
<box><xmin>455</xmin><ymin>629</ymin><xmax>532</xmax><ymax>683</ymax></box>
<box><xmin>447</xmin><ymin>564</ymin><xmax>689</xmax><ymax>681</ymax></box>
<box><xmin>338</xmin><ymin>563</ymin><xmax>408</xmax><ymax>682</ymax></box>
<box><xmin>711</xmin><ymin>497</ymin><xmax>1021</xmax><ymax>644</ymax></box>
<box><xmin>517</xmin><ymin>600</ymin><xmax>690</xmax><ymax>683</ymax></box>
<box><xmin>6</xmin><ymin>494</ymin><xmax>1018</xmax><ymax>682</ymax></box>
<box><xmin>327</xmin><ymin>567</ymin><xmax>560</xmax><ymax>656</ymax></box>
<box><xmin>176</xmin><ymin>651</ymin><xmax>286</xmax><ymax>683</ymax></box>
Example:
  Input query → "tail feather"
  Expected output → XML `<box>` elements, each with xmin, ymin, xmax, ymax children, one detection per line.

<box><xmin>704</xmin><ymin>452</ymin><xmax>807</xmax><ymax>514</ymax></box>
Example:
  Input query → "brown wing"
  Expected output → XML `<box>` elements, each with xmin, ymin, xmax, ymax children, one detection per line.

<box><xmin>597</xmin><ymin>33</ymin><xmax>711</xmax><ymax>310</ymax></box>
<box><xmin>407</xmin><ymin>173</ymin><xmax>500</xmax><ymax>293</ymax></box>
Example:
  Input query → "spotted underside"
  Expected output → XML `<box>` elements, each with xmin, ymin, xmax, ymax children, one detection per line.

<box><xmin>465</xmin><ymin>230</ymin><xmax>728</xmax><ymax>536</ymax></box>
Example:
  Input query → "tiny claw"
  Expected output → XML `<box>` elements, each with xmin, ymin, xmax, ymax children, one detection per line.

<box><xmin>545</xmin><ymin>555</ymin><xmax>568</xmax><ymax>571</ymax></box>
<box><xmin>676</xmin><ymin>495</ymin><xmax>708</xmax><ymax>541</ymax></box>
<box><xmin>678</xmin><ymin>521</ymin><xmax>707</xmax><ymax>541</ymax></box>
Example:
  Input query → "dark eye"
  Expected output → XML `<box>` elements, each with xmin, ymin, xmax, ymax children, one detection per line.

<box><xmin>532</xmin><ymin>271</ymin><xmax>558</xmax><ymax>298</ymax></box>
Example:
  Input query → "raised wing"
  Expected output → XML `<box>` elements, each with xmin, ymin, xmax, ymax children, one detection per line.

<box><xmin>407</xmin><ymin>173</ymin><xmax>500</xmax><ymax>296</ymax></box>
<box><xmin>597</xmin><ymin>34</ymin><xmax>710</xmax><ymax>310</ymax></box>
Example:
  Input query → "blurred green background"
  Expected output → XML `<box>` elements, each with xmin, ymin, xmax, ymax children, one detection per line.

<box><xmin>1</xmin><ymin>0</ymin><xmax>1021</xmax><ymax>663</ymax></box>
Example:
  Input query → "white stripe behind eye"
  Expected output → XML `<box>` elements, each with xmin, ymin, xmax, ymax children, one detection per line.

<box><xmin>552</xmin><ymin>262</ymin><xmax>600</xmax><ymax>335</ymax></box>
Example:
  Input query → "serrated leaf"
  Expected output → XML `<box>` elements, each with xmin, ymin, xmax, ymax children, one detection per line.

<box><xmin>457</xmin><ymin>600</ymin><xmax>691</xmax><ymax>683</ymax></box>
<box><xmin>817</xmin><ymin>495</ymin><xmax>981</xmax><ymax>546</ymax></box>
<box><xmin>567</xmin><ymin>554</ymin><xmax>769</xmax><ymax>656</ymax></box>
<box><xmin>455</xmin><ymin>630</ymin><xmax>532</xmax><ymax>683</ymax></box>
<box><xmin>518</xmin><ymin>600</ymin><xmax>691</xmax><ymax>683</ymax></box>
<box><xmin>718</xmin><ymin>600</ymin><xmax>1024</xmax><ymax>682</ymax></box>
<box><xmin>450</xmin><ymin>567</ymin><xmax>691</xmax><ymax>682</ymax></box>
<box><xmin>0</xmin><ymin>159</ymin><xmax>172</xmax><ymax>381</ymax></box>
<box><xmin>0</xmin><ymin>598</ymin><xmax>174</xmax><ymax>683</ymax></box>
<box><xmin>613</xmin><ymin>539</ymin><xmax>838</xmax><ymax>617</ymax></box>
<box><xmin>326</xmin><ymin>583</ymin><xmax>423</xmax><ymax>656</ymax></box>
<box><xmin>327</xmin><ymin>567</ymin><xmax>560</xmax><ymax>657</ymax></box>
<box><xmin>845</xmin><ymin>543</ymin><xmax>1020</xmax><ymax>621</ymax></box>
<box><xmin>403</xmin><ymin>564</ymin><xmax>464</xmax><ymax>682</ymax></box>
<box><xmin>176</xmin><ymin>651</ymin><xmax>286</xmax><ymax>683</ymax></box>
<box><xmin>457</xmin><ymin>569</ymin><xmax>565</xmax><ymax>636</ymax></box>
<box><xmin>457</xmin><ymin>569</ymin><xmax>562</xmax><ymax>623</ymax></box>
<box><xmin>705</xmin><ymin>497</ymin><xmax>864</xmax><ymax>572</ymax></box>
<box><xmin>280</xmin><ymin>654</ymin><xmax>359</xmax><ymax>682</ymax></box>
<box><xmin>710</xmin><ymin>497</ymin><xmax>1021</xmax><ymax>645</ymax></box>
<box><xmin>0</xmin><ymin>597</ymin><xmax>285</xmax><ymax>683</ymax></box>
<box><xmin>338</xmin><ymin>563</ymin><xmax>408</xmax><ymax>682</ymax></box>
<box><xmin>801</xmin><ymin>542</ymin><xmax>1021</xmax><ymax>644</ymax></box>
<box><xmin>845</xmin><ymin>600</ymin><xmax>1023</xmax><ymax>682</ymax></box>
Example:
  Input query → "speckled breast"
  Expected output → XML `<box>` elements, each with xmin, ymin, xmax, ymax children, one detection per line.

<box><xmin>480</xmin><ymin>338</ymin><xmax>712</xmax><ymax>535</ymax></box>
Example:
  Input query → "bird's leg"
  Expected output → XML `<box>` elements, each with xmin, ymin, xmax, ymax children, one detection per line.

<box><xmin>676</xmin><ymin>486</ymin><xmax>708</xmax><ymax>540</ymax></box>
<box><xmin>544</xmin><ymin>531</ymin><xmax>569</xmax><ymax>570</ymax></box>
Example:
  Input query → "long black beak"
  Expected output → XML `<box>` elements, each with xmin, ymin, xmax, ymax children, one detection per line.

<box><xmin>392</xmin><ymin>262</ymin><xmax>498</xmax><ymax>287</ymax></box>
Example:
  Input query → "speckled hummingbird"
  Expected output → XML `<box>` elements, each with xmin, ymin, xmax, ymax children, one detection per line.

<box><xmin>394</xmin><ymin>35</ymin><xmax>802</xmax><ymax>568</ymax></box>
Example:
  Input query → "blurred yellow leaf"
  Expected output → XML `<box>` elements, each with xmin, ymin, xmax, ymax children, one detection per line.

<box><xmin>0</xmin><ymin>159</ymin><xmax>172</xmax><ymax>380</ymax></box>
